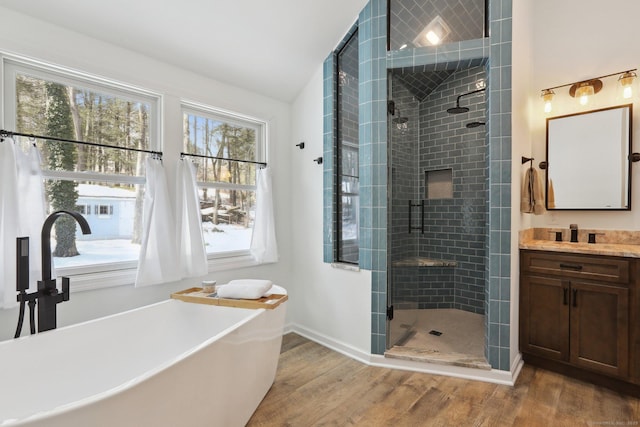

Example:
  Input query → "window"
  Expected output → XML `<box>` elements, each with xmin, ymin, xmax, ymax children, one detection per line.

<box><xmin>97</xmin><ymin>205</ymin><xmax>114</xmax><ymax>217</ymax></box>
<box><xmin>335</xmin><ymin>30</ymin><xmax>359</xmax><ymax>264</ymax></box>
<box><xmin>3</xmin><ymin>57</ymin><xmax>159</xmax><ymax>277</ymax></box>
<box><xmin>182</xmin><ymin>103</ymin><xmax>265</xmax><ymax>258</ymax></box>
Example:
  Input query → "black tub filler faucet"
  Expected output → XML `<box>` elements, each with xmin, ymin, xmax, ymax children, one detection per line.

<box><xmin>15</xmin><ymin>210</ymin><xmax>91</xmax><ymax>337</ymax></box>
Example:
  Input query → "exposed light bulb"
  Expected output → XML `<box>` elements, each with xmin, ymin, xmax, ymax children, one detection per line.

<box><xmin>399</xmin><ymin>43</ymin><xmax>408</xmax><ymax>50</ymax></box>
<box><xmin>574</xmin><ymin>83</ymin><xmax>595</xmax><ymax>106</ymax></box>
<box><xmin>426</xmin><ymin>30</ymin><xmax>441</xmax><ymax>45</ymax></box>
<box><xmin>619</xmin><ymin>71</ymin><xmax>636</xmax><ymax>99</ymax></box>
<box><xmin>541</xmin><ymin>89</ymin><xmax>554</xmax><ymax>114</ymax></box>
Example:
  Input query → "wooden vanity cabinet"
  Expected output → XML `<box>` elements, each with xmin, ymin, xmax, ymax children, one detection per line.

<box><xmin>520</xmin><ymin>250</ymin><xmax>637</xmax><ymax>385</ymax></box>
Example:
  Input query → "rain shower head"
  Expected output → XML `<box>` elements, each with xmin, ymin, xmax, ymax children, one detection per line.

<box><xmin>466</xmin><ymin>121</ymin><xmax>486</xmax><ymax>128</ymax></box>
<box><xmin>446</xmin><ymin>88</ymin><xmax>486</xmax><ymax>115</ymax></box>
<box><xmin>446</xmin><ymin>105</ymin><xmax>469</xmax><ymax>114</ymax></box>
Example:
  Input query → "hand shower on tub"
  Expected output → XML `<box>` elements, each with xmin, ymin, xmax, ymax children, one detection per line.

<box><xmin>14</xmin><ymin>237</ymin><xmax>36</xmax><ymax>338</ymax></box>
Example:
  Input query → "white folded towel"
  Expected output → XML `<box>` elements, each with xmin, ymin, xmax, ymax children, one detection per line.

<box><xmin>216</xmin><ymin>279</ymin><xmax>273</xmax><ymax>300</ymax></box>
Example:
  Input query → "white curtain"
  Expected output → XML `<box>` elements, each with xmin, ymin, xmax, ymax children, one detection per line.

<box><xmin>135</xmin><ymin>157</ymin><xmax>179</xmax><ymax>287</ymax></box>
<box><xmin>176</xmin><ymin>159</ymin><xmax>207</xmax><ymax>278</ymax></box>
<box><xmin>250</xmin><ymin>167</ymin><xmax>278</xmax><ymax>263</ymax></box>
<box><xmin>0</xmin><ymin>140</ymin><xmax>46</xmax><ymax>308</ymax></box>
<box><xmin>17</xmin><ymin>145</ymin><xmax>47</xmax><ymax>291</ymax></box>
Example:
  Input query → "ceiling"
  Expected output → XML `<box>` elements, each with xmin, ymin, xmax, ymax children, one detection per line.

<box><xmin>0</xmin><ymin>0</ymin><xmax>369</xmax><ymax>103</ymax></box>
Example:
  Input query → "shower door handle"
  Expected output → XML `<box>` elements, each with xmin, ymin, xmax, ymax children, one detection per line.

<box><xmin>420</xmin><ymin>199</ymin><xmax>425</xmax><ymax>234</ymax></box>
<box><xmin>408</xmin><ymin>200</ymin><xmax>426</xmax><ymax>234</ymax></box>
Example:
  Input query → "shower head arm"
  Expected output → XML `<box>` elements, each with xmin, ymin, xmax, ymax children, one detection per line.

<box><xmin>455</xmin><ymin>88</ymin><xmax>486</xmax><ymax>106</ymax></box>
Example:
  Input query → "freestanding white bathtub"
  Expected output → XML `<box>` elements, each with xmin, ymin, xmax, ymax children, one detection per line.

<box><xmin>0</xmin><ymin>287</ymin><xmax>287</xmax><ymax>427</ymax></box>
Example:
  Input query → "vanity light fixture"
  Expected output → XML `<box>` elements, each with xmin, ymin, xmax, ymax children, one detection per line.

<box><xmin>618</xmin><ymin>71</ymin><xmax>637</xmax><ymax>99</ymax></box>
<box><xmin>541</xmin><ymin>89</ymin><xmax>555</xmax><ymax>113</ymax></box>
<box><xmin>540</xmin><ymin>68</ymin><xmax>637</xmax><ymax>112</ymax></box>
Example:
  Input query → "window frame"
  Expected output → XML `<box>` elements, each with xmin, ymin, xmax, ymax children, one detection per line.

<box><xmin>2</xmin><ymin>55</ymin><xmax>161</xmax><ymax>289</ymax></box>
<box><xmin>181</xmin><ymin>101</ymin><xmax>267</xmax><ymax>262</ymax></box>
<box><xmin>334</xmin><ymin>29</ymin><xmax>360</xmax><ymax>265</ymax></box>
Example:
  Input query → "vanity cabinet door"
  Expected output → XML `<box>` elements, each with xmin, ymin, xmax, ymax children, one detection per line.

<box><xmin>569</xmin><ymin>280</ymin><xmax>629</xmax><ymax>378</ymax></box>
<box><xmin>520</xmin><ymin>275</ymin><xmax>570</xmax><ymax>361</ymax></box>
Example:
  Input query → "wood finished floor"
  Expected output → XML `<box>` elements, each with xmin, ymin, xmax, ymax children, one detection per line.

<box><xmin>247</xmin><ymin>333</ymin><xmax>640</xmax><ymax>426</ymax></box>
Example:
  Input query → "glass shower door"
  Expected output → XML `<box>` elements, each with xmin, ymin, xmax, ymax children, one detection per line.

<box><xmin>386</xmin><ymin>71</ymin><xmax>420</xmax><ymax>350</ymax></box>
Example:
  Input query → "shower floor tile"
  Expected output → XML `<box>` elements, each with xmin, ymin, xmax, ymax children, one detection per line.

<box><xmin>385</xmin><ymin>308</ymin><xmax>490</xmax><ymax>370</ymax></box>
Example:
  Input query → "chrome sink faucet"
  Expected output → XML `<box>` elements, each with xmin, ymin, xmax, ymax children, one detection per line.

<box><xmin>570</xmin><ymin>224</ymin><xmax>579</xmax><ymax>243</ymax></box>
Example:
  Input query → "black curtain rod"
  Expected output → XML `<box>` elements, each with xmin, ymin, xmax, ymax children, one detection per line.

<box><xmin>180</xmin><ymin>152</ymin><xmax>267</xmax><ymax>167</ymax></box>
<box><xmin>0</xmin><ymin>129</ymin><xmax>163</xmax><ymax>157</ymax></box>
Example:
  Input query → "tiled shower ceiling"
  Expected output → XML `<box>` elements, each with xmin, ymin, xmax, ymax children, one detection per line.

<box><xmin>389</xmin><ymin>0</ymin><xmax>485</xmax><ymax>51</ymax></box>
<box><xmin>392</xmin><ymin>70</ymin><xmax>454</xmax><ymax>102</ymax></box>
<box><xmin>390</xmin><ymin>57</ymin><xmax>487</xmax><ymax>102</ymax></box>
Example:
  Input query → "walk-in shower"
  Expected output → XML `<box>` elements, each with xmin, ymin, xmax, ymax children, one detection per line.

<box><xmin>386</xmin><ymin>63</ymin><xmax>489</xmax><ymax>369</ymax></box>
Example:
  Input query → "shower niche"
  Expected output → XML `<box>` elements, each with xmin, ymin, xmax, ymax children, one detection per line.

<box><xmin>425</xmin><ymin>169</ymin><xmax>453</xmax><ymax>199</ymax></box>
<box><xmin>386</xmin><ymin>64</ymin><xmax>489</xmax><ymax>368</ymax></box>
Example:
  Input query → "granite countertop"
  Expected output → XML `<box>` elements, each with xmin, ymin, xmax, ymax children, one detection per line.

<box><xmin>519</xmin><ymin>228</ymin><xmax>640</xmax><ymax>258</ymax></box>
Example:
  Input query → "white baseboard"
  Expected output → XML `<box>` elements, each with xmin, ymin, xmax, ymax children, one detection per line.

<box><xmin>291</xmin><ymin>324</ymin><xmax>372</xmax><ymax>365</ymax></box>
<box><xmin>287</xmin><ymin>324</ymin><xmax>524</xmax><ymax>386</ymax></box>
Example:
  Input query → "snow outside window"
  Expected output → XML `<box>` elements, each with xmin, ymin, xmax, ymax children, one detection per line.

<box><xmin>182</xmin><ymin>104</ymin><xmax>266</xmax><ymax>258</ymax></box>
<box><xmin>3</xmin><ymin>57</ymin><xmax>160</xmax><ymax>280</ymax></box>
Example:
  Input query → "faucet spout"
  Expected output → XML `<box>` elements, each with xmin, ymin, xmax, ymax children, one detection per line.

<box><xmin>41</xmin><ymin>210</ymin><xmax>92</xmax><ymax>282</ymax></box>
<box><xmin>569</xmin><ymin>223</ymin><xmax>579</xmax><ymax>243</ymax></box>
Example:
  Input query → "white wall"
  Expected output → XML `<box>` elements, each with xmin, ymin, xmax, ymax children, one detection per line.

<box><xmin>0</xmin><ymin>7</ymin><xmax>293</xmax><ymax>341</ymax></box>
<box><xmin>289</xmin><ymin>66</ymin><xmax>372</xmax><ymax>355</ymax></box>
<box><xmin>525</xmin><ymin>0</ymin><xmax>640</xmax><ymax>230</ymax></box>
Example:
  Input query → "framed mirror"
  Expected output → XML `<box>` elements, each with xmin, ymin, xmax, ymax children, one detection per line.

<box><xmin>546</xmin><ymin>104</ymin><xmax>632</xmax><ymax>210</ymax></box>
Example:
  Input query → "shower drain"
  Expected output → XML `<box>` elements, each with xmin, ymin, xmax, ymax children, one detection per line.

<box><xmin>429</xmin><ymin>330</ymin><xmax>443</xmax><ymax>336</ymax></box>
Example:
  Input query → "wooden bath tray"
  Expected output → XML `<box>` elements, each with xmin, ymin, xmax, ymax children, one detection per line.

<box><xmin>171</xmin><ymin>287</ymin><xmax>288</xmax><ymax>310</ymax></box>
